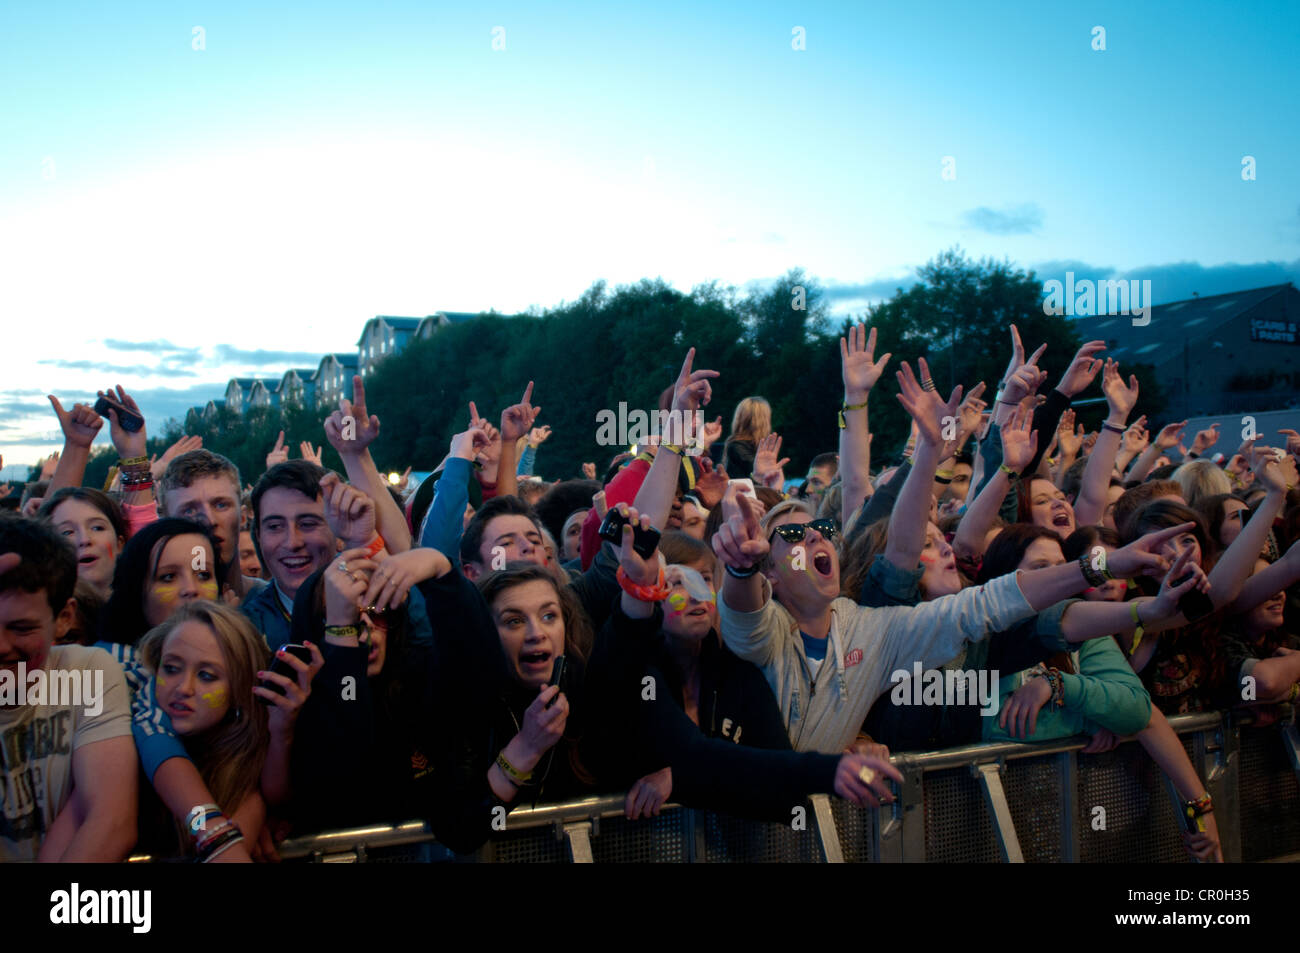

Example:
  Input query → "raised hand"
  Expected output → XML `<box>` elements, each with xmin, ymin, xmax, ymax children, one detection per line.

<box><xmin>325</xmin><ymin>376</ymin><xmax>382</xmax><ymax>457</ymax></box>
<box><xmin>1122</xmin><ymin>416</ymin><xmax>1150</xmax><ymax>454</ymax></box>
<box><xmin>1154</xmin><ymin>420</ymin><xmax>1187</xmax><ymax>451</ymax></box>
<box><xmin>323</xmin><ymin>546</ymin><xmax>375</xmax><ymax>624</ymax></box>
<box><xmin>1278</xmin><ymin>429</ymin><xmax>1300</xmax><ymax>457</ymax></box>
<box><xmin>396</xmin><ymin>465</ymin><xmax>412</xmax><ymax>491</ymax></box>
<box><xmin>1000</xmin><ymin>400</ymin><xmax>1039</xmax><ymax>473</ymax></box>
<box><xmin>895</xmin><ymin>357</ymin><xmax>962</xmax><ymax>449</ymax></box>
<box><xmin>266</xmin><ymin>431</ymin><xmax>289</xmax><ymax>469</ymax></box>
<box><xmin>153</xmin><ymin>434</ymin><xmax>203</xmax><ymax>479</ymax></box>
<box><xmin>1056</xmin><ymin>409</ymin><xmax>1084</xmax><ymax>458</ymax></box>
<box><xmin>1109</xmin><ymin>520</ymin><xmax>1199</xmax><ymax>579</ymax></box>
<box><xmin>1056</xmin><ymin>341</ymin><xmax>1107</xmax><ymax>397</ymax></box>
<box><xmin>48</xmin><ymin>396</ymin><xmax>103</xmax><ymax>451</ymax></box>
<box><xmin>670</xmin><ymin>348</ymin><xmax>720</xmax><ymax>447</ymax></box>
<box><xmin>500</xmin><ymin>381</ymin><xmax>542</xmax><ymax>444</ymax></box>
<box><xmin>712</xmin><ymin>493</ymin><xmax>770</xmax><ymax>570</ymax></box>
<box><xmin>320</xmin><ymin>472</ymin><xmax>377</xmax><ymax>548</ymax></box>
<box><xmin>98</xmin><ymin>385</ymin><xmax>148</xmax><ymax>459</ymax></box>
<box><xmin>999</xmin><ymin>324</ymin><xmax>1048</xmax><ymax>396</ymax></box>
<box><xmin>1101</xmin><ymin>359</ymin><xmax>1140</xmax><ymax>421</ymax></box>
<box><xmin>39</xmin><ymin>452</ymin><xmax>60</xmax><ymax>480</ymax></box>
<box><xmin>614</xmin><ymin>503</ymin><xmax>661</xmax><ymax>586</ymax></box>
<box><xmin>700</xmin><ymin>415</ymin><xmax>724</xmax><ymax>448</ymax></box>
<box><xmin>299</xmin><ymin>441</ymin><xmax>323</xmax><ymax>466</ymax></box>
<box><xmin>840</xmin><ymin>323</ymin><xmax>892</xmax><ymax>402</ymax></box>
<box><xmin>466</xmin><ymin>402</ymin><xmax>503</xmax><ymax>466</ymax></box>
<box><xmin>956</xmin><ymin>382</ymin><xmax>988</xmax><ymax>441</ymax></box>
<box><xmin>363</xmin><ymin>547</ymin><xmax>447</xmax><ymax>611</ymax></box>
<box><xmin>1146</xmin><ymin>545</ymin><xmax>1211</xmax><ymax>620</ymax></box>
<box><xmin>581</xmin><ymin>462</ymin><xmax>597</xmax><ymax>480</ymax></box>
<box><xmin>752</xmin><ymin>433</ymin><xmax>789</xmax><ymax>489</ymax></box>
<box><xmin>1190</xmin><ymin>424</ymin><xmax>1220</xmax><ymax>455</ymax></box>
<box><xmin>527</xmin><ymin>425</ymin><xmax>552</xmax><ymax>448</ymax></box>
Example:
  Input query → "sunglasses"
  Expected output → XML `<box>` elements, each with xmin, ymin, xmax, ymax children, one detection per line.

<box><xmin>768</xmin><ymin>518</ymin><xmax>840</xmax><ymax>544</ymax></box>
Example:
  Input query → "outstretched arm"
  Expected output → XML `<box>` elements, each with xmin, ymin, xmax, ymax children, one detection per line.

<box><xmin>837</xmin><ymin>324</ymin><xmax>891</xmax><ymax>525</ymax></box>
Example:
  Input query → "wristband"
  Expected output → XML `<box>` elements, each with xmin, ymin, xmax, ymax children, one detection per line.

<box><xmin>1079</xmin><ymin>552</ymin><xmax>1108</xmax><ymax>588</ymax></box>
<box><xmin>361</xmin><ymin>535</ymin><xmax>386</xmax><ymax>559</ymax></box>
<box><xmin>496</xmin><ymin>750</ymin><xmax>532</xmax><ymax>786</ymax></box>
<box><xmin>1184</xmin><ymin>792</ymin><xmax>1213</xmax><ymax>818</ymax></box>
<box><xmin>325</xmin><ymin>623</ymin><xmax>365</xmax><ymax>643</ymax></box>
<box><xmin>660</xmin><ymin>444</ymin><xmax>685</xmax><ymax>457</ymax></box>
<box><xmin>998</xmin><ymin>463</ymin><xmax>1018</xmax><ymax>477</ymax></box>
<box><xmin>616</xmin><ymin>565</ymin><xmax>671</xmax><ymax>602</ymax></box>
<box><xmin>838</xmin><ymin>398</ymin><xmax>869</xmax><ymax>430</ymax></box>
<box><xmin>725</xmin><ymin>562</ymin><xmax>759</xmax><ymax>579</ymax></box>
<box><xmin>933</xmin><ymin>474</ymin><xmax>952</xmax><ymax>485</ymax></box>
<box><xmin>1128</xmin><ymin>600</ymin><xmax>1145</xmax><ymax>656</ymax></box>
<box><xmin>187</xmin><ymin>803</ymin><xmax>224</xmax><ymax>837</ymax></box>
<box><xmin>1102</xmin><ymin>422</ymin><xmax>1125</xmax><ymax>436</ymax></box>
<box><xmin>119</xmin><ymin>455</ymin><xmax>149</xmax><ymax>467</ymax></box>
<box><xmin>1288</xmin><ymin>683</ymin><xmax>1299</xmax><ymax>704</ymax></box>
<box><xmin>1043</xmin><ymin>667</ymin><xmax>1065</xmax><ymax>708</ymax></box>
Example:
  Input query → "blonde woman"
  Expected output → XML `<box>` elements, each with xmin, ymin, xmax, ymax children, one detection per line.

<box><xmin>139</xmin><ymin>601</ymin><xmax>274</xmax><ymax>860</ymax></box>
<box><xmin>724</xmin><ymin>396</ymin><xmax>772</xmax><ymax>477</ymax></box>
<box><xmin>1172</xmin><ymin>458</ymin><xmax>1233</xmax><ymax>508</ymax></box>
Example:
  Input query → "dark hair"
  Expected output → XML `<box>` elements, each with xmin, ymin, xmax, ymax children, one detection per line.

<box><xmin>534</xmin><ymin>480</ymin><xmax>602</xmax><ymax>544</ymax></box>
<box><xmin>1124</xmin><ymin>498</ymin><xmax>1209</xmax><ymax>550</ymax></box>
<box><xmin>475</xmin><ymin>561</ymin><xmax>592</xmax><ymax>668</ymax></box>
<box><xmin>978</xmin><ymin>523</ymin><xmax>1063</xmax><ymax>583</ymax></box>
<box><xmin>1193</xmin><ymin>493</ymin><xmax>1245</xmax><ymax>550</ymax></box>
<box><xmin>0</xmin><ymin>516</ymin><xmax>77</xmax><ymax>616</ymax></box>
<box><xmin>1059</xmin><ymin>457</ymin><xmax>1089</xmax><ymax>501</ymax></box>
<box><xmin>37</xmin><ymin>487</ymin><xmax>127</xmax><ymax>543</ymax></box>
<box><xmin>1062</xmin><ymin>525</ymin><xmax>1120</xmax><ymax>562</ymax></box>
<box><xmin>701</xmin><ymin>486</ymin><xmax>784</xmax><ymax>545</ymax></box>
<box><xmin>809</xmin><ymin>453</ymin><xmax>839</xmax><ymax>474</ymax></box>
<box><xmin>1014</xmin><ymin>475</ymin><xmax>1060</xmax><ymax>524</ymax></box>
<box><xmin>97</xmin><ymin>518</ymin><xmax>225</xmax><ymax>646</ymax></box>
<box><xmin>160</xmin><ymin>449</ymin><xmax>242</xmax><ymax>511</ymax></box>
<box><xmin>60</xmin><ymin>579</ymin><xmax>105</xmax><ymax>646</ymax></box>
<box><xmin>658</xmin><ymin>530</ymin><xmax>713</xmax><ymax>568</ymax></box>
<box><xmin>460</xmin><ymin>495</ymin><xmax>542</xmax><ymax>567</ymax></box>
<box><xmin>1111</xmin><ymin>480</ymin><xmax>1182</xmax><ymax>540</ymax></box>
<box><xmin>251</xmin><ymin>460</ymin><xmax>328</xmax><ymax>531</ymax></box>
<box><xmin>1147</xmin><ymin>464</ymin><xmax>1179</xmax><ymax>482</ymax></box>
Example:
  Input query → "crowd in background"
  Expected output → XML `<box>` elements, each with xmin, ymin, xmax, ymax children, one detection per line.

<box><xmin>4</xmin><ymin>322</ymin><xmax>1300</xmax><ymax>864</ymax></box>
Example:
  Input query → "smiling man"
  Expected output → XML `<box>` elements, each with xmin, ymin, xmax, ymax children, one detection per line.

<box><xmin>242</xmin><ymin>461</ymin><xmax>434</xmax><ymax>650</ymax></box>
<box><xmin>0</xmin><ymin>518</ymin><xmax>136</xmax><ymax>862</ymax></box>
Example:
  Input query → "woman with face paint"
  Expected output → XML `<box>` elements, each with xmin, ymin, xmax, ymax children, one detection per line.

<box><xmin>95</xmin><ymin>519</ymin><xmax>320</xmax><ymax>861</ymax></box>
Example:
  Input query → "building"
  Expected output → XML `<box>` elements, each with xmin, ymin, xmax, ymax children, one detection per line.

<box><xmin>224</xmin><ymin>379</ymin><xmax>259</xmax><ymax>415</ymax></box>
<box><xmin>315</xmin><ymin>353</ymin><xmax>359</xmax><ymax>407</ymax></box>
<box><xmin>357</xmin><ymin>317</ymin><xmax>425</xmax><ymax>378</ymax></box>
<box><xmin>415</xmin><ymin>311</ymin><xmax>482</xmax><ymax>340</ymax></box>
<box><xmin>247</xmin><ymin>378</ymin><xmax>281</xmax><ymax>411</ymax></box>
<box><xmin>278</xmin><ymin>368</ymin><xmax>317</xmax><ymax>409</ymax></box>
<box><xmin>1089</xmin><ymin>283</ymin><xmax>1300</xmax><ymax>419</ymax></box>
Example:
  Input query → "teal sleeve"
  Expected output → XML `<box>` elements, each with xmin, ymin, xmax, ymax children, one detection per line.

<box><xmin>1061</xmin><ymin>637</ymin><xmax>1152</xmax><ymax>735</ymax></box>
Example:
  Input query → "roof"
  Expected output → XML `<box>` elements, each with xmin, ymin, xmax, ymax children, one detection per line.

<box><xmin>318</xmin><ymin>353</ymin><xmax>359</xmax><ymax>370</ymax></box>
<box><xmin>357</xmin><ymin>316</ymin><xmax>425</xmax><ymax>344</ymax></box>
<box><xmin>438</xmin><ymin>310</ymin><xmax>481</xmax><ymax>324</ymax></box>
<box><xmin>1089</xmin><ymin>283</ymin><xmax>1292</xmax><ymax>365</ymax></box>
<box><xmin>229</xmin><ymin>378</ymin><xmax>258</xmax><ymax>389</ymax></box>
<box><xmin>283</xmin><ymin>367</ymin><xmax>316</xmax><ymax>381</ymax></box>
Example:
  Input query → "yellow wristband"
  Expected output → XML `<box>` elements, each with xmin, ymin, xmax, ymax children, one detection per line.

<box><xmin>1128</xmin><ymin>600</ymin><xmax>1145</xmax><ymax>656</ymax></box>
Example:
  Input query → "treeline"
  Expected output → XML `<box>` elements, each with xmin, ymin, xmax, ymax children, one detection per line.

<box><xmin>73</xmin><ymin>250</ymin><xmax>1169</xmax><ymax>489</ymax></box>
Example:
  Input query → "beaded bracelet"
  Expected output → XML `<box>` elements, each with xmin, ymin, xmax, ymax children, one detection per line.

<box><xmin>1043</xmin><ymin>667</ymin><xmax>1065</xmax><ymax>708</ymax></box>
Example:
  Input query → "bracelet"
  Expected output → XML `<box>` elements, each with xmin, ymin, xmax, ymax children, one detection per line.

<box><xmin>660</xmin><ymin>444</ymin><xmax>685</xmax><ymax>457</ymax></box>
<box><xmin>1043</xmin><ymin>667</ymin><xmax>1065</xmax><ymax>708</ymax></box>
<box><xmin>998</xmin><ymin>463</ymin><xmax>1017</xmax><ymax>477</ymax></box>
<box><xmin>195</xmin><ymin>819</ymin><xmax>236</xmax><ymax>850</ymax></box>
<box><xmin>120</xmin><ymin>478</ymin><xmax>154</xmax><ymax>492</ymax></box>
<box><xmin>725</xmin><ymin>562</ymin><xmax>759</xmax><ymax>579</ymax></box>
<box><xmin>119</xmin><ymin>455</ymin><xmax>149</xmax><ymax>467</ymax></box>
<box><xmin>1128</xmin><ymin>600</ymin><xmax>1145</xmax><ymax>656</ymax></box>
<box><xmin>198</xmin><ymin>829</ymin><xmax>244</xmax><ymax>863</ymax></box>
<box><xmin>360</xmin><ymin>535</ymin><xmax>386</xmax><ymax>559</ymax></box>
<box><xmin>187</xmin><ymin>803</ymin><xmax>224</xmax><ymax>836</ymax></box>
<box><xmin>496</xmin><ymin>750</ymin><xmax>532</xmax><ymax>786</ymax></box>
<box><xmin>1078</xmin><ymin>552</ymin><xmax>1108</xmax><ymax>588</ymax></box>
<box><xmin>1184</xmin><ymin>792</ymin><xmax>1213</xmax><ymax>818</ymax></box>
<box><xmin>1288</xmin><ymin>683</ymin><xmax>1299</xmax><ymax>704</ymax></box>
<box><xmin>933</xmin><ymin>474</ymin><xmax>952</xmax><ymax>485</ymax></box>
<box><xmin>616</xmin><ymin>565</ymin><xmax>672</xmax><ymax>602</ymax></box>
<box><xmin>1101</xmin><ymin>422</ymin><xmax>1125</xmax><ymax>435</ymax></box>
<box><xmin>203</xmin><ymin>836</ymin><xmax>246</xmax><ymax>863</ymax></box>
<box><xmin>838</xmin><ymin>398</ymin><xmax>869</xmax><ymax>430</ymax></box>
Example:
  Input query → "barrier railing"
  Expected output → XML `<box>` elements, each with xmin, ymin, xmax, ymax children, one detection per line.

<box><xmin>130</xmin><ymin>710</ymin><xmax>1300</xmax><ymax>863</ymax></box>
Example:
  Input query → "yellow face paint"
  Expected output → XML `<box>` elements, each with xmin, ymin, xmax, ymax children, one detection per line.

<box><xmin>199</xmin><ymin>581</ymin><xmax>219</xmax><ymax>600</ymax></box>
<box><xmin>155</xmin><ymin>674</ymin><xmax>166</xmax><ymax>688</ymax></box>
<box><xmin>152</xmin><ymin>583</ymin><xmax>179</xmax><ymax>605</ymax></box>
<box><xmin>200</xmin><ymin>686</ymin><xmax>228</xmax><ymax>710</ymax></box>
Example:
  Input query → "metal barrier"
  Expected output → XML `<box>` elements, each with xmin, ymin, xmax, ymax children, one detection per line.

<box><xmin>130</xmin><ymin>711</ymin><xmax>1300</xmax><ymax>863</ymax></box>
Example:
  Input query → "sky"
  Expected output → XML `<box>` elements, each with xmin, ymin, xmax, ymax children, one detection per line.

<box><xmin>1</xmin><ymin>0</ymin><xmax>1297</xmax><ymax>475</ymax></box>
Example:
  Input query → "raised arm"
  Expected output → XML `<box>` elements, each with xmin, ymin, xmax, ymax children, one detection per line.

<box><xmin>883</xmin><ymin>357</ymin><xmax>961</xmax><ymax>571</ymax></box>
<box><xmin>497</xmin><ymin>381</ymin><xmax>542</xmax><ymax>500</ymax></box>
<box><xmin>325</xmin><ymin>376</ymin><xmax>412</xmax><ymax>553</ymax></box>
<box><xmin>953</xmin><ymin>401</ymin><xmax>1037</xmax><ymax>562</ymax></box>
<box><xmin>1128</xmin><ymin>420</ymin><xmax>1186</xmax><ymax>484</ymax></box>
<box><xmin>1203</xmin><ymin>445</ymin><xmax>1291</xmax><ymax>608</ymax></box>
<box><xmin>45</xmin><ymin>395</ymin><xmax>103</xmax><ymax>496</ymax></box>
<box><xmin>1073</xmin><ymin>358</ymin><xmax>1139</xmax><ymax>525</ymax></box>
<box><xmin>837</xmin><ymin>324</ymin><xmax>891</xmax><ymax>525</ymax></box>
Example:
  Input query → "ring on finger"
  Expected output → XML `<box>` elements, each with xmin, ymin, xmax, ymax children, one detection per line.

<box><xmin>858</xmin><ymin>766</ymin><xmax>876</xmax><ymax>785</ymax></box>
<box><xmin>337</xmin><ymin>560</ymin><xmax>349</xmax><ymax>573</ymax></box>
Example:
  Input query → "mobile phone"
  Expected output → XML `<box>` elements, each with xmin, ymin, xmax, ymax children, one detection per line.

<box><xmin>598</xmin><ymin>507</ymin><xmax>661</xmax><ymax>558</ymax></box>
<box><xmin>93</xmin><ymin>394</ymin><xmax>145</xmax><ymax>433</ymax></box>
<box><xmin>728</xmin><ymin>478</ymin><xmax>757</xmax><ymax>499</ymax></box>
<box><xmin>259</xmin><ymin>643</ymin><xmax>312</xmax><ymax>704</ymax></box>
<box><xmin>1172</xmin><ymin>575</ymin><xmax>1215</xmax><ymax>622</ymax></box>
<box><xmin>546</xmin><ymin>654</ymin><xmax>567</xmax><ymax>707</ymax></box>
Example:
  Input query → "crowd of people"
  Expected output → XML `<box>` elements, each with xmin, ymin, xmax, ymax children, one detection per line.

<box><xmin>3</xmin><ymin>324</ymin><xmax>1299</xmax><ymax>864</ymax></box>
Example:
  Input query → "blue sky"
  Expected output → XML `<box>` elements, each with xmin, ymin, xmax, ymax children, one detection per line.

<box><xmin>1</xmin><ymin>0</ymin><xmax>1297</xmax><ymax>473</ymax></box>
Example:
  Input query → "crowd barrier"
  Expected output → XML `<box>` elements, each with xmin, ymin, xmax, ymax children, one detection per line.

<box><xmin>130</xmin><ymin>710</ymin><xmax>1300</xmax><ymax>863</ymax></box>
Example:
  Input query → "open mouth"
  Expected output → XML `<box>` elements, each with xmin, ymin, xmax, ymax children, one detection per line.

<box><xmin>1052</xmin><ymin>512</ymin><xmax>1071</xmax><ymax>528</ymax></box>
<box><xmin>686</xmin><ymin>606</ymin><xmax>710</xmax><ymax>617</ymax></box>
<box><xmin>167</xmin><ymin>702</ymin><xmax>193</xmax><ymax>716</ymax></box>
<box><xmin>280</xmin><ymin>556</ymin><xmax>312</xmax><ymax>572</ymax></box>
<box><xmin>519</xmin><ymin>649</ymin><xmax>552</xmax><ymax>672</ymax></box>
<box><xmin>812</xmin><ymin>551</ymin><xmax>833</xmax><ymax>577</ymax></box>
<box><xmin>78</xmin><ymin>555</ymin><xmax>98</xmax><ymax>566</ymax></box>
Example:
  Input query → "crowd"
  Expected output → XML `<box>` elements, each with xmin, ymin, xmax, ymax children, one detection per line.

<box><xmin>3</xmin><ymin>324</ymin><xmax>1299</xmax><ymax>864</ymax></box>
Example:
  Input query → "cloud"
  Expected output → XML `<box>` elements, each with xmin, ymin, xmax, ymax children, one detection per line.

<box><xmin>962</xmin><ymin>203</ymin><xmax>1044</xmax><ymax>235</ymax></box>
<box><xmin>822</xmin><ymin>274</ymin><xmax>921</xmax><ymax>303</ymax></box>
<box><xmin>214</xmin><ymin>345</ymin><xmax>325</xmax><ymax>366</ymax></box>
<box><xmin>1031</xmin><ymin>257</ymin><xmax>1300</xmax><ymax>306</ymax></box>
<box><xmin>38</xmin><ymin>358</ymin><xmax>196</xmax><ymax>377</ymax></box>
<box><xmin>104</xmin><ymin>339</ymin><xmax>202</xmax><ymax>359</ymax></box>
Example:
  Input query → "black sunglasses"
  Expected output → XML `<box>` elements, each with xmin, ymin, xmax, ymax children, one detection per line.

<box><xmin>768</xmin><ymin>518</ymin><xmax>840</xmax><ymax>544</ymax></box>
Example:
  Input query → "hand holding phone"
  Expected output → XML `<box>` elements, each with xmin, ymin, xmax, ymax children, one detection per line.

<box><xmin>546</xmin><ymin>654</ymin><xmax>567</xmax><ymax>708</ymax></box>
<box><xmin>94</xmin><ymin>393</ymin><xmax>145</xmax><ymax>433</ymax></box>
<box><xmin>598</xmin><ymin>507</ymin><xmax>661</xmax><ymax>559</ymax></box>
<box><xmin>259</xmin><ymin>644</ymin><xmax>312</xmax><ymax>704</ymax></box>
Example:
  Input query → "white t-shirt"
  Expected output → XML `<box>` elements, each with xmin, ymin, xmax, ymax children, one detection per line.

<box><xmin>0</xmin><ymin>644</ymin><xmax>131</xmax><ymax>862</ymax></box>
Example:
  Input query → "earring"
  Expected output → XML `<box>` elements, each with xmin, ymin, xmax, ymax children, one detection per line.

<box><xmin>233</xmin><ymin>706</ymin><xmax>242</xmax><ymax>722</ymax></box>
